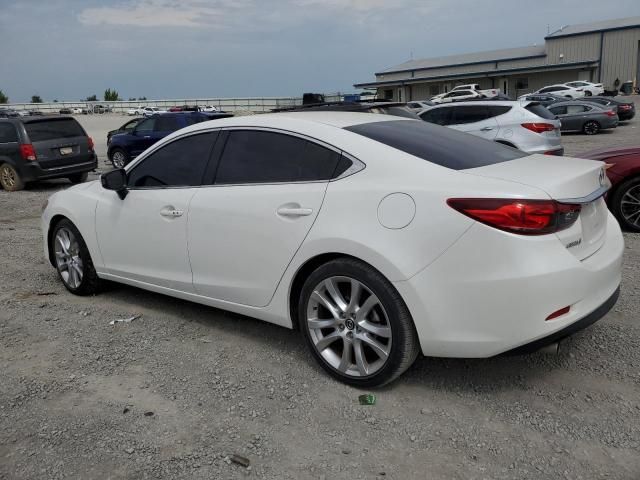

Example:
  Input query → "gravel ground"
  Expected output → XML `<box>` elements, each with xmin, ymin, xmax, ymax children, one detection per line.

<box><xmin>1</xmin><ymin>100</ymin><xmax>640</xmax><ymax>480</ymax></box>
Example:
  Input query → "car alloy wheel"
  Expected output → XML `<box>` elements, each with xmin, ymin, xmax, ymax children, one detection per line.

<box><xmin>306</xmin><ymin>276</ymin><xmax>392</xmax><ymax>377</ymax></box>
<box><xmin>620</xmin><ymin>183</ymin><xmax>640</xmax><ymax>231</ymax></box>
<box><xmin>111</xmin><ymin>150</ymin><xmax>126</xmax><ymax>168</ymax></box>
<box><xmin>0</xmin><ymin>163</ymin><xmax>24</xmax><ymax>191</ymax></box>
<box><xmin>583</xmin><ymin>121</ymin><xmax>600</xmax><ymax>135</ymax></box>
<box><xmin>54</xmin><ymin>227</ymin><xmax>84</xmax><ymax>289</ymax></box>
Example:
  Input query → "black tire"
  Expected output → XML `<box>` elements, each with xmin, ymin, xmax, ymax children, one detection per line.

<box><xmin>298</xmin><ymin>258</ymin><xmax>419</xmax><ymax>387</ymax></box>
<box><xmin>583</xmin><ymin>120</ymin><xmax>600</xmax><ymax>135</ymax></box>
<box><xmin>610</xmin><ymin>176</ymin><xmax>640</xmax><ymax>232</ymax></box>
<box><xmin>68</xmin><ymin>172</ymin><xmax>88</xmax><ymax>184</ymax></box>
<box><xmin>584</xmin><ymin>91</ymin><xmax>592</xmax><ymax>96</ymax></box>
<box><xmin>51</xmin><ymin>219</ymin><xmax>101</xmax><ymax>295</ymax></box>
<box><xmin>109</xmin><ymin>148</ymin><xmax>129</xmax><ymax>169</ymax></box>
<box><xmin>0</xmin><ymin>163</ymin><xmax>25</xmax><ymax>191</ymax></box>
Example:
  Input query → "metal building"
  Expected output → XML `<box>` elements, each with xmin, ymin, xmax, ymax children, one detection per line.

<box><xmin>354</xmin><ymin>16</ymin><xmax>640</xmax><ymax>100</ymax></box>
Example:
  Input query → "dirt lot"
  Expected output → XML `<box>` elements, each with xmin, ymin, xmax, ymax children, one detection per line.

<box><xmin>1</xmin><ymin>101</ymin><xmax>640</xmax><ymax>480</ymax></box>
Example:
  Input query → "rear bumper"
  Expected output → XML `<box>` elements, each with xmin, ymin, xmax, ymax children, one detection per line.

<box><xmin>394</xmin><ymin>212</ymin><xmax>624</xmax><ymax>358</ymax></box>
<box><xmin>19</xmin><ymin>154</ymin><xmax>97</xmax><ymax>182</ymax></box>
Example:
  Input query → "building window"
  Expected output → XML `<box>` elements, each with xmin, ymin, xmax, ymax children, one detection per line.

<box><xmin>515</xmin><ymin>78</ymin><xmax>529</xmax><ymax>90</ymax></box>
<box><xmin>430</xmin><ymin>85</ymin><xmax>440</xmax><ymax>96</ymax></box>
<box><xmin>383</xmin><ymin>89</ymin><xmax>393</xmax><ymax>100</ymax></box>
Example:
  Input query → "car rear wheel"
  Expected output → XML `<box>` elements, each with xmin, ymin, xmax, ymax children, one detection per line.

<box><xmin>110</xmin><ymin>149</ymin><xmax>128</xmax><ymax>169</ymax></box>
<box><xmin>584</xmin><ymin>91</ymin><xmax>592</xmax><ymax>96</ymax></box>
<box><xmin>610</xmin><ymin>176</ymin><xmax>640</xmax><ymax>232</ymax></box>
<box><xmin>583</xmin><ymin>121</ymin><xmax>600</xmax><ymax>135</ymax></box>
<box><xmin>68</xmin><ymin>172</ymin><xmax>88</xmax><ymax>184</ymax></box>
<box><xmin>299</xmin><ymin>258</ymin><xmax>419</xmax><ymax>387</ymax></box>
<box><xmin>52</xmin><ymin>219</ymin><xmax>101</xmax><ymax>295</ymax></box>
<box><xmin>0</xmin><ymin>163</ymin><xmax>24</xmax><ymax>191</ymax></box>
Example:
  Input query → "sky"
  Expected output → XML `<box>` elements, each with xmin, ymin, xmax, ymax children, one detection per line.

<box><xmin>1</xmin><ymin>0</ymin><xmax>640</xmax><ymax>102</ymax></box>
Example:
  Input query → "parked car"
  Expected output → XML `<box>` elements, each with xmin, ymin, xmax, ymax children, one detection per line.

<box><xmin>0</xmin><ymin>108</ymin><xmax>20</xmax><ymax>118</ymax></box>
<box><xmin>547</xmin><ymin>101</ymin><xmax>618</xmax><ymax>135</ymax></box>
<box><xmin>578</xmin><ymin>146</ymin><xmax>640</xmax><ymax>232</ymax></box>
<box><xmin>533</xmin><ymin>85</ymin><xmax>586</xmax><ymax>99</ymax></box>
<box><xmin>517</xmin><ymin>93</ymin><xmax>569</xmax><ymax>106</ymax></box>
<box><xmin>407</xmin><ymin>100</ymin><xmax>435</xmax><ymax>111</ymax></box>
<box><xmin>431</xmin><ymin>90</ymin><xmax>482</xmax><ymax>104</ymax></box>
<box><xmin>141</xmin><ymin>106</ymin><xmax>166</xmax><ymax>117</ymax></box>
<box><xmin>59</xmin><ymin>108</ymin><xmax>73</xmax><ymax>114</ymax></box>
<box><xmin>451</xmin><ymin>83</ymin><xmax>501</xmax><ymax>98</ymax></box>
<box><xmin>127</xmin><ymin>106</ymin><xmax>144</xmax><ymax>116</ymax></box>
<box><xmin>0</xmin><ymin>116</ymin><xmax>96</xmax><ymax>191</ymax></box>
<box><xmin>72</xmin><ymin>107</ymin><xmax>87</xmax><ymax>115</ymax></box>
<box><xmin>92</xmin><ymin>104</ymin><xmax>112</xmax><ymax>114</ymax></box>
<box><xmin>17</xmin><ymin>110</ymin><xmax>31</xmax><ymax>117</ymax></box>
<box><xmin>107</xmin><ymin>111</ymin><xmax>232</xmax><ymax>168</ymax></box>
<box><xmin>418</xmin><ymin>101</ymin><xmax>563</xmax><ymax>155</ymax></box>
<box><xmin>563</xmin><ymin>81</ymin><xmax>604</xmax><ymax>96</ymax></box>
<box><xmin>200</xmin><ymin>105</ymin><xmax>219</xmax><ymax>112</ymax></box>
<box><xmin>580</xmin><ymin>96</ymin><xmax>636</xmax><ymax>121</ymax></box>
<box><xmin>272</xmin><ymin>101</ymin><xmax>419</xmax><ymax>119</ymax></box>
<box><xmin>42</xmin><ymin>111</ymin><xmax>623</xmax><ymax>387</ymax></box>
<box><xmin>107</xmin><ymin>117</ymin><xmax>143</xmax><ymax>143</ymax></box>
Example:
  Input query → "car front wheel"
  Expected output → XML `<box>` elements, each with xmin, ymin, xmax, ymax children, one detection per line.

<box><xmin>52</xmin><ymin>219</ymin><xmax>101</xmax><ymax>295</ymax></box>
<box><xmin>584</xmin><ymin>90</ymin><xmax>592</xmax><ymax>96</ymax></box>
<box><xmin>299</xmin><ymin>258</ymin><xmax>419</xmax><ymax>387</ymax></box>
<box><xmin>610</xmin><ymin>176</ymin><xmax>640</xmax><ymax>232</ymax></box>
<box><xmin>68</xmin><ymin>172</ymin><xmax>88</xmax><ymax>184</ymax></box>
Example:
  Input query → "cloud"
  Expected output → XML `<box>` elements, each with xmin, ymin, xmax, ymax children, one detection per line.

<box><xmin>77</xmin><ymin>0</ymin><xmax>437</xmax><ymax>29</ymax></box>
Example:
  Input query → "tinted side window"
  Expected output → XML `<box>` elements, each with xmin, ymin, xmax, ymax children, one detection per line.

<box><xmin>548</xmin><ymin>106</ymin><xmax>567</xmax><ymax>115</ymax></box>
<box><xmin>345</xmin><ymin>120</ymin><xmax>527</xmax><ymax>171</ymax></box>
<box><xmin>128</xmin><ymin>132</ymin><xmax>217</xmax><ymax>188</ymax></box>
<box><xmin>566</xmin><ymin>105</ymin><xmax>587</xmax><ymax>114</ymax></box>
<box><xmin>450</xmin><ymin>105</ymin><xmax>490</xmax><ymax>124</ymax></box>
<box><xmin>420</xmin><ymin>108</ymin><xmax>452</xmax><ymax>126</ymax></box>
<box><xmin>215</xmin><ymin>131</ymin><xmax>341</xmax><ymax>184</ymax></box>
<box><xmin>487</xmin><ymin>106</ymin><xmax>512</xmax><ymax>117</ymax></box>
<box><xmin>0</xmin><ymin>123</ymin><xmax>18</xmax><ymax>143</ymax></box>
<box><xmin>136</xmin><ymin>118</ymin><xmax>155</xmax><ymax>132</ymax></box>
<box><xmin>154</xmin><ymin>115</ymin><xmax>181</xmax><ymax>132</ymax></box>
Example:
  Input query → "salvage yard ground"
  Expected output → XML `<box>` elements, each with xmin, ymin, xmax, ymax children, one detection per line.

<box><xmin>1</xmin><ymin>100</ymin><xmax>640</xmax><ymax>479</ymax></box>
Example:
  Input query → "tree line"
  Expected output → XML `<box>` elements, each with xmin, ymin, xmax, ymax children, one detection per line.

<box><xmin>0</xmin><ymin>89</ymin><xmax>148</xmax><ymax>104</ymax></box>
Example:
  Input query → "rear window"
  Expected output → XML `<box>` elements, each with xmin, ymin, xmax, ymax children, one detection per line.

<box><xmin>525</xmin><ymin>103</ymin><xmax>556</xmax><ymax>120</ymax></box>
<box><xmin>345</xmin><ymin>120</ymin><xmax>527</xmax><ymax>170</ymax></box>
<box><xmin>24</xmin><ymin>118</ymin><xmax>85</xmax><ymax>142</ymax></box>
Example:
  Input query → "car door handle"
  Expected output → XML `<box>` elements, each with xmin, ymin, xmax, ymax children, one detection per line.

<box><xmin>160</xmin><ymin>207</ymin><xmax>184</xmax><ymax>218</ymax></box>
<box><xmin>144</xmin><ymin>135</ymin><xmax>151</xmax><ymax>139</ymax></box>
<box><xmin>480</xmin><ymin>126</ymin><xmax>494</xmax><ymax>131</ymax></box>
<box><xmin>277</xmin><ymin>206</ymin><xmax>313</xmax><ymax>217</ymax></box>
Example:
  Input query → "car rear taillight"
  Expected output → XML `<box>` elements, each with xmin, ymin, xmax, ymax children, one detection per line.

<box><xmin>447</xmin><ymin>198</ymin><xmax>581</xmax><ymax>235</ymax></box>
<box><xmin>88</xmin><ymin>136</ymin><xmax>95</xmax><ymax>151</ymax></box>
<box><xmin>521</xmin><ymin>122</ymin><xmax>557</xmax><ymax>133</ymax></box>
<box><xmin>605</xmin><ymin>110</ymin><xmax>616</xmax><ymax>117</ymax></box>
<box><xmin>19</xmin><ymin>144</ymin><xmax>37</xmax><ymax>161</ymax></box>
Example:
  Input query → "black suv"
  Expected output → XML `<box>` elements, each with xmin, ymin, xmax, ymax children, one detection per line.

<box><xmin>0</xmin><ymin>116</ymin><xmax>97</xmax><ymax>191</ymax></box>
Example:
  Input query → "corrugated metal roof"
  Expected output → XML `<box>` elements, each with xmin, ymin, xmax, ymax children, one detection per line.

<box><xmin>377</xmin><ymin>45</ymin><xmax>547</xmax><ymax>75</ymax></box>
<box><xmin>546</xmin><ymin>16</ymin><xmax>640</xmax><ymax>38</ymax></box>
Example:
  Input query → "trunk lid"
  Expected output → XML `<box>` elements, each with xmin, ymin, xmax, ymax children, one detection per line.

<box><xmin>465</xmin><ymin>154</ymin><xmax>609</xmax><ymax>260</ymax></box>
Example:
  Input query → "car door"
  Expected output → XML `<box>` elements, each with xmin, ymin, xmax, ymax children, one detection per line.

<box><xmin>128</xmin><ymin>117</ymin><xmax>157</xmax><ymax>157</ymax></box>
<box><xmin>188</xmin><ymin>129</ymin><xmax>343</xmax><ymax>307</ymax></box>
<box><xmin>95</xmin><ymin>131</ymin><xmax>218</xmax><ymax>291</ymax></box>
<box><xmin>448</xmin><ymin>105</ymin><xmax>498</xmax><ymax>140</ymax></box>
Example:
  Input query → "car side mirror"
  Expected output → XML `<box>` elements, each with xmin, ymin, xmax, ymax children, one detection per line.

<box><xmin>101</xmin><ymin>169</ymin><xmax>128</xmax><ymax>200</ymax></box>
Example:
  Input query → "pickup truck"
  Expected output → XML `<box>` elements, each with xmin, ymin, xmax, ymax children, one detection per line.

<box><xmin>431</xmin><ymin>84</ymin><xmax>501</xmax><ymax>103</ymax></box>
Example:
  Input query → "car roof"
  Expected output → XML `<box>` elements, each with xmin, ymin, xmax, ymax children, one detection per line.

<box><xmin>549</xmin><ymin>101</ymin><xmax>604</xmax><ymax>108</ymax></box>
<box><xmin>421</xmin><ymin>100</ymin><xmax>526</xmax><ymax>109</ymax></box>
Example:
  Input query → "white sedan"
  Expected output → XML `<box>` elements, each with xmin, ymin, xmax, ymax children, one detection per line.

<box><xmin>42</xmin><ymin>112</ymin><xmax>623</xmax><ymax>386</ymax></box>
<box><xmin>533</xmin><ymin>84</ymin><xmax>586</xmax><ymax>99</ymax></box>
<box><xmin>563</xmin><ymin>81</ymin><xmax>605</xmax><ymax>96</ymax></box>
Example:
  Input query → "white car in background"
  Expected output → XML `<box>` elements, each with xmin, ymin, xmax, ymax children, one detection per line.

<box><xmin>42</xmin><ymin>112</ymin><xmax>623</xmax><ymax>387</ymax></box>
<box><xmin>127</xmin><ymin>106</ymin><xmax>144</xmax><ymax>116</ymax></box>
<box><xmin>533</xmin><ymin>84</ymin><xmax>586</xmax><ymax>99</ymax></box>
<box><xmin>200</xmin><ymin>105</ymin><xmax>219</xmax><ymax>112</ymax></box>
<box><xmin>431</xmin><ymin>89</ymin><xmax>483</xmax><ymax>103</ymax></box>
<box><xmin>406</xmin><ymin>100</ymin><xmax>435</xmax><ymax>111</ymax></box>
<box><xmin>418</xmin><ymin>101</ymin><xmax>564</xmax><ymax>155</ymax></box>
<box><xmin>141</xmin><ymin>106</ymin><xmax>166</xmax><ymax>117</ymax></box>
<box><xmin>452</xmin><ymin>83</ymin><xmax>501</xmax><ymax>98</ymax></box>
<box><xmin>563</xmin><ymin>81</ymin><xmax>605</xmax><ymax>96</ymax></box>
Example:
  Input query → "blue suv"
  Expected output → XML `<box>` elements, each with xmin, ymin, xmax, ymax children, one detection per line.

<box><xmin>107</xmin><ymin>112</ymin><xmax>232</xmax><ymax>168</ymax></box>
